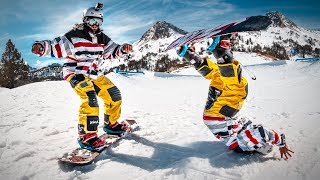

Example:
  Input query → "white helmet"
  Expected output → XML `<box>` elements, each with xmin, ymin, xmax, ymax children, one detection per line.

<box><xmin>83</xmin><ymin>3</ymin><xmax>104</xmax><ymax>26</ymax></box>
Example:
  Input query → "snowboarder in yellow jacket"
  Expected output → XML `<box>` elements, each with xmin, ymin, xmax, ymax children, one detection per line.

<box><xmin>177</xmin><ymin>35</ymin><xmax>293</xmax><ymax>159</ymax></box>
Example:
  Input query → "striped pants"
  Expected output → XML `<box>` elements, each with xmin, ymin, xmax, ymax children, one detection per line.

<box><xmin>69</xmin><ymin>74</ymin><xmax>122</xmax><ymax>136</ymax></box>
<box><xmin>203</xmin><ymin>115</ymin><xmax>281</xmax><ymax>153</ymax></box>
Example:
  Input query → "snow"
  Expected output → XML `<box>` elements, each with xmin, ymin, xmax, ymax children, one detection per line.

<box><xmin>237</xmin><ymin>26</ymin><xmax>320</xmax><ymax>60</ymax></box>
<box><xmin>1</xmin><ymin>54</ymin><xmax>320</xmax><ymax>180</ymax></box>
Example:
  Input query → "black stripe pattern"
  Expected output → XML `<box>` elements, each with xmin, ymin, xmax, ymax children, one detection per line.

<box><xmin>75</xmin><ymin>51</ymin><xmax>103</xmax><ymax>56</ymax></box>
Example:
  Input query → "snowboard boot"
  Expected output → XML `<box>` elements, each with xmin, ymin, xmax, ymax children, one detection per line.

<box><xmin>103</xmin><ymin>121</ymin><xmax>131</xmax><ymax>137</ymax></box>
<box><xmin>78</xmin><ymin>133</ymin><xmax>106</xmax><ymax>152</ymax></box>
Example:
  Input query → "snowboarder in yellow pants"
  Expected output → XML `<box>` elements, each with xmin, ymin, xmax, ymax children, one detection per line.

<box><xmin>70</xmin><ymin>75</ymin><xmax>122</xmax><ymax>136</ymax></box>
<box><xmin>31</xmin><ymin>3</ymin><xmax>132</xmax><ymax>151</ymax></box>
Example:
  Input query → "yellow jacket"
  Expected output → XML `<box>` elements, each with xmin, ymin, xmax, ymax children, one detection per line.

<box><xmin>197</xmin><ymin>58</ymin><xmax>248</xmax><ymax>117</ymax></box>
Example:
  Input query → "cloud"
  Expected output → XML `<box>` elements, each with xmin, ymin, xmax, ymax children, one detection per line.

<box><xmin>103</xmin><ymin>15</ymin><xmax>154</xmax><ymax>43</ymax></box>
<box><xmin>39</xmin><ymin>8</ymin><xmax>85</xmax><ymax>37</ymax></box>
<box><xmin>17</xmin><ymin>33</ymin><xmax>54</xmax><ymax>41</ymax></box>
<box><xmin>12</xmin><ymin>0</ymin><xmax>236</xmax><ymax>42</ymax></box>
<box><xmin>19</xmin><ymin>1</ymin><xmax>153</xmax><ymax>42</ymax></box>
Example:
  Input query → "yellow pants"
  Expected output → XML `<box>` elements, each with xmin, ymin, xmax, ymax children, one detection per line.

<box><xmin>69</xmin><ymin>75</ymin><xmax>122</xmax><ymax>135</ymax></box>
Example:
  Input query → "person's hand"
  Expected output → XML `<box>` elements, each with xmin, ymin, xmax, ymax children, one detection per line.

<box><xmin>31</xmin><ymin>43</ymin><xmax>44</xmax><ymax>56</ymax></box>
<box><xmin>176</xmin><ymin>44</ymin><xmax>195</xmax><ymax>57</ymax></box>
<box><xmin>121</xmin><ymin>44</ymin><xmax>133</xmax><ymax>54</ymax></box>
<box><xmin>279</xmin><ymin>145</ymin><xmax>294</xmax><ymax>160</ymax></box>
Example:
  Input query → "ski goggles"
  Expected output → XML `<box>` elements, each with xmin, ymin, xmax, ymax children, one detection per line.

<box><xmin>207</xmin><ymin>36</ymin><xmax>231</xmax><ymax>52</ymax></box>
<box><xmin>220</xmin><ymin>39</ymin><xmax>231</xmax><ymax>49</ymax></box>
<box><xmin>86</xmin><ymin>17</ymin><xmax>103</xmax><ymax>26</ymax></box>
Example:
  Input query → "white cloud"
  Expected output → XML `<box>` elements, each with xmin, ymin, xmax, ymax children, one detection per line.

<box><xmin>103</xmin><ymin>15</ymin><xmax>154</xmax><ymax>43</ymax></box>
<box><xmin>17</xmin><ymin>33</ymin><xmax>53</xmax><ymax>41</ymax></box>
<box><xmin>13</xmin><ymin>0</ymin><xmax>236</xmax><ymax>42</ymax></box>
<box><xmin>40</xmin><ymin>8</ymin><xmax>85</xmax><ymax>37</ymax></box>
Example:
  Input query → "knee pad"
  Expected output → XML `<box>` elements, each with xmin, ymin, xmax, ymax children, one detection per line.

<box><xmin>86</xmin><ymin>91</ymin><xmax>99</xmax><ymax>107</ymax></box>
<box><xmin>107</xmin><ymin>86</ymin><xmax>122</xmax><ymax>102</ymax></box>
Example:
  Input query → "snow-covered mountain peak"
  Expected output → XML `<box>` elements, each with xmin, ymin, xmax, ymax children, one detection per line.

<box><xmin>138</xmin><ymin>21</ymin><xmax>187</xmax><ymax>44</ymax></box>
<box><xmin>266</xmin><ymin>11</ymin><xmax>297</xmax><ymax>28</ymax></box>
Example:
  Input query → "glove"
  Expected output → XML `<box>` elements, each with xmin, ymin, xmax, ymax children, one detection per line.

<box><xmin>121</xmin><ymin>44</ymin><xmax>133</xmax><ymax>54</ymax></box>
<box><xmin>177</xmin><ymin>45</ymin><xmax>201</xmax><ymax>65</ymax></box>
<box><xmin>176</xmin><ymin>44</ymin><xmax>189</xmax><ymax>57</ymax></box>
<box><xmin>279</xmin><ymin>144</ymin><xmax>294</xmax><ymax>160</ymax></box>
<box><xmin>31</xmin><ymin>42</ymin><xmax>45</xmax><ymax>56</ymax></box>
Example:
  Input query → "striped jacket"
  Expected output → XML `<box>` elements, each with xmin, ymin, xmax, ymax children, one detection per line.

<box><xmin>36</xmin><ymin>24</ymin><xmax>127</xmax><ymax>80</ymax></box>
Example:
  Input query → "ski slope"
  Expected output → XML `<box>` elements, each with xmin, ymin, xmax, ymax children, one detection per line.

<box><xmin>0</xmin><ymin>53</ymin><xmax>320</xmax><ymax>180</ymax></box>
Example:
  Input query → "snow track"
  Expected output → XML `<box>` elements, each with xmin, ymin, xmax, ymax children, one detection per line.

<box><xmin>0</xmin><ymin>55</ymin><xmax>320</xmax><ymax>179</ymax></box>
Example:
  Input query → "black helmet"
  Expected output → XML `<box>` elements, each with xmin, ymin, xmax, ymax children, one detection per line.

<box><xmin>207</xmin><ymin>35</ymin><xmax>233</xmax><ymax>64</ymax></box>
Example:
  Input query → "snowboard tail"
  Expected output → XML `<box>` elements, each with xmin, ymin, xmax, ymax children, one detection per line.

<box><xmin>58</xmin><ymin>119</ymin><xmax>138</xmax><ymax>165</ymax></box>
<box><xmin>165</xmin><ymin>15</ymin><xmax>272</xmax><ymax>51</ymax></box>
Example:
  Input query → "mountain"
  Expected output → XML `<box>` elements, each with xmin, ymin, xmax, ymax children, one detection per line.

<box><xmin>118</xmin><ymin>11</ymin><xmax>319</xmax><ymax>74</ymax></box>
<box><xmin>134</xmin><ymin>21</ymin><xmax>187</xmax><ymax>56</ymax></box>
<box><xmin>266</xmin><ymin>11</ymin><xmax>297</xmax><ymax>28</ymax></box>
<box><xmin>129</xmin><ymin>21</ymin><xmax>188</xmax><ymax>72</ymax></box>
<box><xmin>29</xmin><ymin>63</ymin><xmax>63</xmax><ymax>81</ymax></box>
<box><xmin>233</xmin><ymin>11</ymin><xmax>320</xmax><ymax>59</ymax></box>
<box><xmin>138</xmin><ymin>21</ymin><xmax>187</xmax><ymax>43</ymax></box>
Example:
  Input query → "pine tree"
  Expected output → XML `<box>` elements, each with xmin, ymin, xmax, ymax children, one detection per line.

<box><xmin>0</xmin><ymin>39</ymin><xmax>29</xmax><ymax>88</ymax></box>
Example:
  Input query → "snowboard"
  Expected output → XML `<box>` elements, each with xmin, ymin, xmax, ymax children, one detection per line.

<box><xmin>165</xmin><ymin>15</ymin><xmax>272</xmax><ymax>51</ymax></box>
<box><xmin>58</xmin><ymin>119</ymin><xmax>138</xmax><ymax>166</ymax></box>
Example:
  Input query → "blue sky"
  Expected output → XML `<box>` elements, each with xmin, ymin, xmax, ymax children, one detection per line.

<box><xmin>0</xmin><ymin>0</ymin><xmax>319</xmax><ymax>68</ymax></box>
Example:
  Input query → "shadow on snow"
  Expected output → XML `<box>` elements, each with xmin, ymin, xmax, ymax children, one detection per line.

<box><xmin>59</xmin><ymin>133</ymin><xmax>279</xmax><ymax>173</ymax></box>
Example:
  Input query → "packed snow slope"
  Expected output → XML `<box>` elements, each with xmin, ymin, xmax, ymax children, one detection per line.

<box><xmin>0</xmin><ymin>53</ymin><xmax>320</xmax><ymax>180</ymax></box>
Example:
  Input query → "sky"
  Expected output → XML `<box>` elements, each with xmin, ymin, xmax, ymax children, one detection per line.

<box><xmin>0</xmin><ymin>0</ymin><xmax>319</xmax><ymax>68</ymax></box>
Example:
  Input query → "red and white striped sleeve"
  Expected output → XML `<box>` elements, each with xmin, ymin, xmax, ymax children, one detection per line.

<box><xmin>35</xmin><ymin>36</ymin><xmax>74</xmax><ymax>58</ymax></box>
<box><xmin>102</xmin><ymin>40</ymin><xmax>128</xmax><ymax>60</ymax></box>
<box><xmin>265</xmin><ymin>128</ymin><xmax>286</xmax><ymax>147</ymax></box>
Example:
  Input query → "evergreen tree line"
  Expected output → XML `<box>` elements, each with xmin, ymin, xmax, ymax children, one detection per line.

<box><xmin>0</xmin><ymin>39</ymin><xmax>63</xmax><ymax>89</ymax></box>
<box><xmin>0</xmin><ymin>39</ymin><xmax>30</xmax><ymax>89</ymax></box>
<box><xmin>112</xmin><ymin>53</ymin><xmax>188</xmax><ymax>73</ymax></box>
